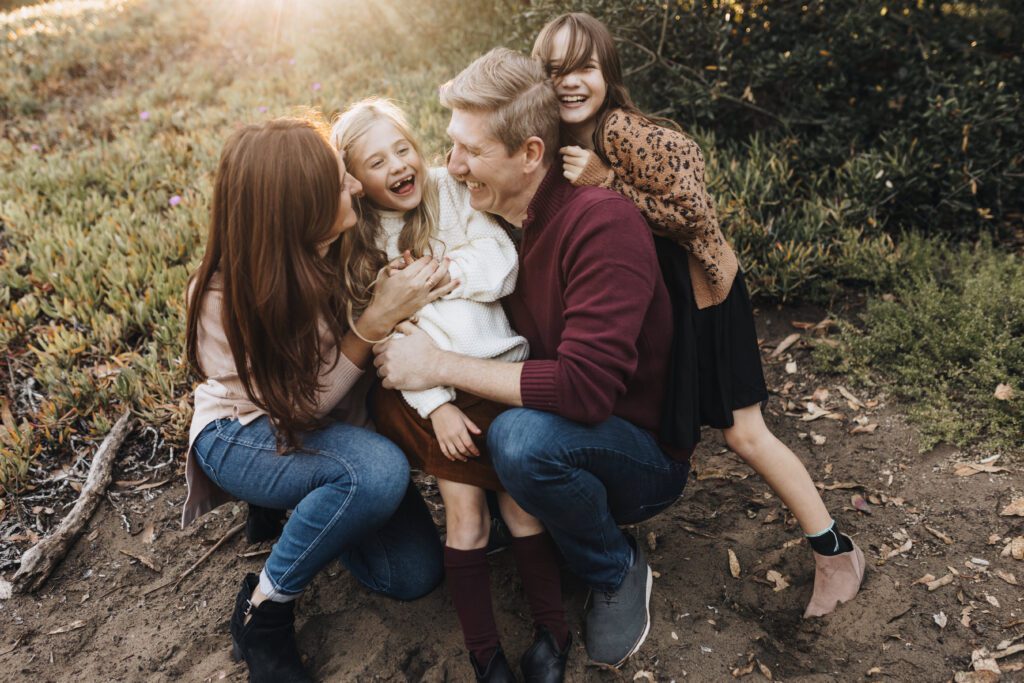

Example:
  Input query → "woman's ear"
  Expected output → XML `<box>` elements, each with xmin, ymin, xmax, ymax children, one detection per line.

<box><xmin>521</xmin><ymin>136</ymin><xmax>546</xmax><ymax>174</ymax></box>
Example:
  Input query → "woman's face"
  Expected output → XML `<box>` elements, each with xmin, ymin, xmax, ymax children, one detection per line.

<box><xmin>321</xmin><ymin>155</ymin><xmax>362</xmax><ymax>252</ymax></box>
<box><xmin>348</xmin><ymin>119</ymin><xmax>426</xmax><ymax>213</ymax></box>
<box><xmin>548</xmin><ymin>27</ymin><xmax>608</xmax><ymax>129</ymax></box>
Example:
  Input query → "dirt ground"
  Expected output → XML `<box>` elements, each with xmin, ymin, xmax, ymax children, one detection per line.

<box><xmin>2</xmin><ymin>306</ymin><xmax>1022</xmax><ymax>682</ymax></box>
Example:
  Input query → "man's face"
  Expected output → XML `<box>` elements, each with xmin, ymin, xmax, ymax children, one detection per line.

<box><xmin>446</xmin><ymin>108</ymin><xmax>526</xmax><ymax>222</ymax></box>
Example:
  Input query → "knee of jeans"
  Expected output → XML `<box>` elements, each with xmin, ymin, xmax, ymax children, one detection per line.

<box><xmin>388</xmin><ymin>553</ymin><xmax>443</xmax><ymax>601</ymax></box>
<box><xmin>487</xmin><ymin>410</ymin><xmax>558</xmax><ymax>491</ymax></box>
<box><xmin>358</xmin><ymin>440</ymin><xmax>411</xmax><ymax>506</ymax></box>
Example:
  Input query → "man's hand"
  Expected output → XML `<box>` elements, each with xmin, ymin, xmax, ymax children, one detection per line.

<box><xmin>428</xmin><ymin>403</ymin><xmax>481</xmax><ymax>461</ymax></box>
<box><xmin>373</xmin><ymin>322</ymin><xmax>445</xmax><ymax>391</ymax></box>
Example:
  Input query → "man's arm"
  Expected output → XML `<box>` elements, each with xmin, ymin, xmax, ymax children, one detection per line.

<box><xmin>373</xmin><ymin>323</ymin><xmax>523</xmax><ymax>406</ymax></box>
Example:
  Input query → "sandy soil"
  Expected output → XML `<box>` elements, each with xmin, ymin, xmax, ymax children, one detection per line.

<box><xmin>2</xmin><ymin>307</ymin><xmax>1022</xmax><ymax>682</ymax></box>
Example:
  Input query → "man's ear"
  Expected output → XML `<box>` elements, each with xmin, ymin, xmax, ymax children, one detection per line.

<box><xmin>521</xmin><ymin>136</ymin><xmax>546</xmax><ymax>174</ymax></box>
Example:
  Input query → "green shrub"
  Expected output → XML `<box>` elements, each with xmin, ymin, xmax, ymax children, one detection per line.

<box><xmin>814</xmin><ymin>239</ymin><xmax>1023</xmax><ymax>452</ymax></box>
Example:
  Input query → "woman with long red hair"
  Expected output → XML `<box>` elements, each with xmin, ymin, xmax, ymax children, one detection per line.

<box><xmin>183</xmin><ymin>116</ymin><xmax>455</xmax><ymax>682</ymax></box>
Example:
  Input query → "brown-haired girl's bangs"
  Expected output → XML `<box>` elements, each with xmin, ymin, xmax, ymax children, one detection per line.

<box><xmin>535</xmin><ymin>14</ymin><xmax>595</xmax><ymax>78</ymax></box>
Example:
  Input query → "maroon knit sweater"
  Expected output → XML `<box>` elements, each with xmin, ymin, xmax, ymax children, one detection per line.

<box><xmin>505</xmin><ymin>165</ymin><xmax>673</xmax><ymax>434</ymax></box>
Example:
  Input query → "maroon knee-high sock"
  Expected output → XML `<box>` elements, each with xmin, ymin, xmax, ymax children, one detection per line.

<box><xmin>444</xmin><ymin>546</ymin><xmax>500</xmax><ymax>665</ymax></box>
<box><xmin>511</xmin><ymin>532</ymin><xmax>569</xmax><ymax>650</ymax></box>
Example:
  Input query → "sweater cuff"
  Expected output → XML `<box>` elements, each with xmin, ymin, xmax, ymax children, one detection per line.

<box><xmin>519</xmin><ymin>360</ymin><xmax>559</xmax><ymax>411</ymax></box>
<box><xmin>442</xmin><ymin>259</ymin><xmax>466</xmax><ymax>300</ymax></box>
<box><xmin>574</xmin><ymin>152</ymin><xmax>615</xmax><ymax>189</ymax></box>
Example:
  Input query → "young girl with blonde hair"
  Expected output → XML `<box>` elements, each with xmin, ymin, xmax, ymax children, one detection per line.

<box><xmin>532</xmin><ymin>12</ymin><xmax>865</xmax><ymax>619</ymax></box>
<box><xmin>331</xmin><ymin>99</ymin><xmax>570</xmax><ymax>682</ymax></box>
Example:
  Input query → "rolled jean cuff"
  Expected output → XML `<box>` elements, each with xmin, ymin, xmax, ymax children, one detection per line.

<box><xmin>259</xmin><ymin>567</ymin><xmax>302</xmax><ymax>603</ymax></box>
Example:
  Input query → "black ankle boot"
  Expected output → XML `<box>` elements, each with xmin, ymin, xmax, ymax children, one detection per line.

<box><xmin>521</xmin><ymin>627</ymin><xmax>570</xmax><ymax>683</ymax></box>
<box><xmin>230</xmin><ymin>573</ymin><xmax>313</xmax><ymax>683</ymax></box>
<box><xmin>246</xmin><ymin>504</ymin><xmax>286</xmax><ymax>544</ymax></box>
<box><xmin>470</xmin><ymin>647</ymin><xmax>516</xmax><ymax>682</ymax></box>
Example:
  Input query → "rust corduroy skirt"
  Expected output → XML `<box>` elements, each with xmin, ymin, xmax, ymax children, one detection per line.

<box><xmin>372</xmin><ymin>387</ymin><xmax>507</xmax><ymax>491</ymax></box>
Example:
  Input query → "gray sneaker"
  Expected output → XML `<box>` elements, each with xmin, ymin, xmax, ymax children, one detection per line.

<box><xmin>584</xmin><ymin>541</ymin><xmax>653</xmax><ymax>667</ymax></box>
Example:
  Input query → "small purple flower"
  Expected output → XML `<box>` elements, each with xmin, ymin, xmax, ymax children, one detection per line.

<box><xmin>169</xmin><ymin>195</ymin><xmax>182</xmax><ymax>207</ymax></box>
<box><xmin>31</xmin><ymin>144</ymin><xmax>41</xmax><ymax>152</ymax></box>
<box><xmin>139</xmin><ymin>111</ymin><xmax>150</xmax><ymax>121</ymax></box>
<box><xmin>258</xmin><ymin>105</ymin><xmax>268</xmax><ymax>113</ymax></box>
<box><xmin>311</xmin><ymin>82</ymin><xmax>321</xmax><ymax>92</ymax></box>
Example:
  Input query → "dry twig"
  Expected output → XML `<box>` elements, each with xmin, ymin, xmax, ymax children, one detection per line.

<box><xmin>12</xmin><ymin>411</ymin><xmax>132</xmax><ymax>593</ymax></box>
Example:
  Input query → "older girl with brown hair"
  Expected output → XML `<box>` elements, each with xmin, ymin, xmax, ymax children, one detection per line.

<box><xmin>183</xmin><ymin>116</ymin><xmax>455</xmax><ymax>682</ymax></box>
<box><xmin>532</xmin><ymin>12</ymin><xmax>865</xmax><ymax>621</ymax></box>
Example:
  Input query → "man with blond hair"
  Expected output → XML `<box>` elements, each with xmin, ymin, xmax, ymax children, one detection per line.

<box><xmin>374</xmin><ymin>48</ymin><xmax>690</xmax><ymax>674</ymax></box>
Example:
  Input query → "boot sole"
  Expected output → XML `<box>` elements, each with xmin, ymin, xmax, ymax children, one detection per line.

<box><xmin>231</xmin><ymin>639</ymin><xmax>243</xmax><ymax>663</ymax></box>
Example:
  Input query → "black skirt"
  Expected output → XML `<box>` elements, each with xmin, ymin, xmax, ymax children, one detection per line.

<box><xmin>655</xmin><ymin>236</ymin><xmax>769</xmax><ymax>451</ymax></box>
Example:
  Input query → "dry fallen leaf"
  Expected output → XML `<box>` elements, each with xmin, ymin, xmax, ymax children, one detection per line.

<box><xmin>883</xmin><ymin>539</ymin><xmax>912</xmax><ymax>561</ymax></box>
<box><xmin>766</xmin><ymin>570</ymin><xmax>790</xmax><ymax>591</ymax></box>
<box><xmin>850</xmin><ymin>423</ymin><xmax>879</xmax><ymax>434</ymax></box>
<box><xmin>757</xmin><ymin>660</ymin><xmax>773</xmax><ymax>680</ymax></box>
<box><xmin>728</xmin><ymin>549</ymin><xmax>741</xmax><ymax>579</ymax></box>
<box><xmin>1000</xmin><ymin>499</ymin><xmax>1024</xmax><ymax>517</ymax></box>
<box><xmin>1003</xmin><ymin>537</ymin><xmax>1024</xmax><ymax>560</ymax></box>
<box><xmin>837</xmin><ymin>385</ymin><xmax>865</xmax><ymax>408</ymax></box>
<box><xmin>955</xmin><ymin>672</ymin><xmax>1001</xmax><ymax>683</ymax></box>
<box><xmin>633</xmin><ymin>671</ymin><xmax>655</xmax><ymax>682</ymax></box>
<box><xmin>811</xmin><ymin>433</ymin><xmax>826</xmax><ymax>446</ymax></box>
<box><xmin>866</xmin><ymin>667</ymin><xmax>882</xmax><ymax>677</ymax></box>
<box><xmin>985</xmin><ymin>594</ymin><xmax>1001</xmax><ymax>608</ymax></box>
<box><xmin>925</xmin><ymin>526</ymin><xmax>954</xmax><ymax>545</ymax></box>
<box><xmin>811</xmin><ymin>387</ymin><xmax>830</xmax><ymax>403</ymax></box>
<box><xmin>646</xmin><ymin>531</ymin><xmax>657</xmax><ymax>552</ymax></box>
<box><xmin>851</xmin><ymin>494</ymin><xmax>872</xmax><ymax>514</ymax></box>
<box><xmin>822</xmin><ymin>481</ymin><xmax>863</xmax><ymax>491</ymax></box>
<box><xmin>954</xmin><ymin>462</ymin><xmax>1010</xmax><ymax>477</ymax></box>
<box><xmin>119</xmin><ymin>549</ymin><xmax>161</xmax><ymax>572</ymax></box>
<box><xmin>995</xmin><ymin>570</ymin><xmax>1019</xmax><ymax>586</ymax></box>
<box><xmin>927</xmin><ymin>574</ymin><xmax>955</xmax><ymax>591</ymax></box>
<box><xmin>785</xmin><ymin>361</ymin><xmax>797</xmax><ymax>374</ymax></box>
<box><xmin>141</xmin><ymin>522</ymin><xmax>156</xmax><ymax>545</ymax></box>
<box><xmin>769</xmin><ymin>333</ymin><xmax>802</xmax><ymax>359</ymax></box>
<box><xmin>731</xmin><ymin>654</ymin><xmax>756</xmax><ymax>678</ymax></box>
<box><xmin>994</xmin><ymin>383</ymin><xmax>1014</xmax><ymax>401</ymax></box>
<box><xmin>913</xmin><ymin>573</ymin><xmax>936</xmax><ymax>585</ymax></box>
<box><xmin>961</xmin><ymin>606</ymin><xmax>975</xmax><ymax>628</ymax></box>
<box><xmin>934</xmin><ymin>612</ymin><xmax>948</xmax><ymax>629</ymax></box>
<box><xmin>48</xmin><ymin>620</ymin><xmax>86</xmax><ymax>635</ymax></box>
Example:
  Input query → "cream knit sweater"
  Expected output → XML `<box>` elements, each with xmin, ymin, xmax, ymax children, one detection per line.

<box><xmin>373</xmin><ymin>167</ymin><xmax>529</xmax><ymax>418</ymax></box>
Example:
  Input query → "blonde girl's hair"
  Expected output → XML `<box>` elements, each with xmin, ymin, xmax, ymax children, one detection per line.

<box><xmin>531</xmin><ymin>12</ymin><xmax>681</xmax><ymax>158</ymax></box>
<box><xmin>329</xmin><ymin>99</ymin><xmax>441</xmax><ymax>317</ymax></box>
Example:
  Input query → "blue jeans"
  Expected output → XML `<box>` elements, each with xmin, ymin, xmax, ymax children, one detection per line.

<box><xmin>487</xmin><ymin>409</ymin><xmax>689</xmax><ymax>592</ymax></box>
<box><xmin>193</xmin><ymin>416</ymin><xmax>443</xmax><ymax>600</ymax></box>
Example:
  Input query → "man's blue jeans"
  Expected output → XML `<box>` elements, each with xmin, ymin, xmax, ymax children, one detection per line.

<box><xmin>487</xmin><ymin>409</ymin><xmax>689</xmax><ymax>592</ymax></box>
<box><xmin>193</xmin><ymin>416</ymin><xmax>443</xmax><ymax>601</ymax></box>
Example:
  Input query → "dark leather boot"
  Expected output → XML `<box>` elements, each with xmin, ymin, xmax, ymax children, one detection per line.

<box><xmin>245</xmin><ymin>504</ymin><xmax>286</xmax><ymax>544</ymax></box>
<box><xmin>521</xmin><ymin>627</ymin><xmax>570</xmax><ymax>682</ymax></box>
<box><xmin>230</xmin><ymin>573</ymin><xmax>313</xmax><ymax>683</ymax></box>
<box><xmin>470</xmin><ymin>647</ymin><xmax>516</xmax><ymax>682</ymax></box>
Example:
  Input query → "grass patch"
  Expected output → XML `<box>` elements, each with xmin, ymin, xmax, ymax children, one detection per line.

<box><xmin>815</xmin><ymin>239</ymin><xmax>1023</xmax><ymax>454</ymax></box>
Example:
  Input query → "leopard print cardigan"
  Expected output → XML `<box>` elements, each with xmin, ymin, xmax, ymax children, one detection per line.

<box><xmin>574</xmin><ymin>109</ymin><xmax>738</xmax><ymax>309</ymax></box>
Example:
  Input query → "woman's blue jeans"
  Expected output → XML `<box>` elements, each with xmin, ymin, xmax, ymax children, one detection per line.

<box><xmin>487</xmin><ymin>409</ymin><xmax>689</xmax><ymax>592</ymax></box>
<box><xmin>192</xmin><ymin>416</ymin><xmax>443</xmax><ymax>601</ymax></box>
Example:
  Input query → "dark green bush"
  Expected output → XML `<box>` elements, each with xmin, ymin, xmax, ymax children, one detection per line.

<box><xmin>814</xmin><ymin>238</ymin><xmax>1023</xmax><ymax>452</ymax></box>
<box><xmin>507</xmin><ymin>1</ymin><xmax>1023</xmax><ymax>299</ymax></box>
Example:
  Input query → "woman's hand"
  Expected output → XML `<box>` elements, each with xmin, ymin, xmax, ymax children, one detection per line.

<box><xmin>560</xmin><ymin>145</ymin><xmax>591</xmax><ymax>184</ymax></box>
<box><xmin>429</xmin><ymin>403</ymin><xmax>481</xmax><ymax>461</ymax></box>
<box><xmin>360</xmin><ymin>256</ymin><xmax>458</xmax><ymax>336</ymax></box>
